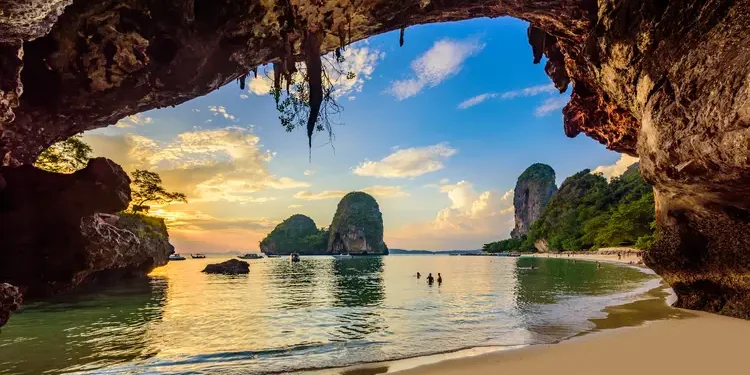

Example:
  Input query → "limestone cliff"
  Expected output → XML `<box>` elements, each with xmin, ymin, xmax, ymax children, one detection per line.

<box><xmin>328</xmin><ymin>192</ymin><xmax>387</xmax><ymax>255</ymax></box>
<box><xmin>0</xmin><ymin>159</ymin><xmax>171</xmax><ymax>298</ymax></box>
<box><xmin>259</xmin><ymin>214</ymin><xmax>322</xmax><ymax>255</ymax></box>
<box><xmin>0</xmin><ymin>283</ymin><xmax>22</xmax><ymax>328</ymax></box>
<box><xmin>0</xmin><ymin>0</ymin><xmax>748</xmax><ymax>317</ymax></box>
<box><xmin>510</xmin><ymin>163</ymin><xmax>557</xmax><ymax>239</ymax></box>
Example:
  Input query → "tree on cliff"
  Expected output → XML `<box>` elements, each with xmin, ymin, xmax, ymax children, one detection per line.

<box><xmin>34</xmin><ymin>135</ymin><xmax>92</xmax><ymax>173</ymax></box>
<box><xmin>130</xmin><ymin>170</ymin><xmax>187</xmax><ymax>211</ymax></box>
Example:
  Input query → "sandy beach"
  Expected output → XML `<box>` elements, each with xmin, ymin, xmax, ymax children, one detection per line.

<box><xmin>525</xmin><ymin>251</ymin><xmax>645</xmax><ymax>266</ymax></box>
<box><xmin>388</xmin><ymin>311</ymin><xmax>749</xmax><ymax>375</ymax></box>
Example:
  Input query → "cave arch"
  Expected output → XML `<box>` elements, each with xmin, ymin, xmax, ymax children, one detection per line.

<box><xmin>1</xmin><ymin>0</ymin><xmax>749</xmax><ymax>318</ymax></box>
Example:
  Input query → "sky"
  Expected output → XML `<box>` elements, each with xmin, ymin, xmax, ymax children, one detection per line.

<box><xmin>82</xmin><ymin>17</ymin><xmax>637</xmax><ymax>252</ymax></box>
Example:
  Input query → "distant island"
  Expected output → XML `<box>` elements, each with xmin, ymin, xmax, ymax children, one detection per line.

<box><xmin>389</xmin><ymin>249</ymin><xmax>483</xmax><ymax>255</ymax></box>
<box><xmin>260</xmin><ymin>192</ymin><xmax>388</xmax><ymax>256</ymax></box>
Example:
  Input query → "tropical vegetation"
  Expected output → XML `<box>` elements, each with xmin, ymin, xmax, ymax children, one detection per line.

<box><xmin>484</xmin><ymin>164</ymin><xmax>656</xmax><ymax>252</ymax></box>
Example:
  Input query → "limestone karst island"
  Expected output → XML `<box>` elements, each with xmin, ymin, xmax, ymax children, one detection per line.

<box><xmin>1</xmin><ymin>1</ymin><xmax>748</xmax><ymax>374</ymax></box>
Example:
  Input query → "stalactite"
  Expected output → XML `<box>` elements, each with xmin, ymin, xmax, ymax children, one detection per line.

<box><xmin>304</xmin><ymin>31</ymin><xmax>323</xmax><ymax>149</ymax></box>
<box><xmin>400</xmin><ymin>27</ymin><xmax>405</xmax><ymax>46</ymax></box>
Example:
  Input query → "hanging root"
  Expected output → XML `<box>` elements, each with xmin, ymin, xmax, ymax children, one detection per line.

<box><xmin>400</xmin><ymin>27</ymin><xmax>405</xmax><ymax>47</ymax></box>
<box><xmin>304</xmin><ymin>30</ymin><xmax>323</xmax><ymax>149</ymax></box>
<box><xmin>252</xmin><ymin>67</ymin><xmax>258</xmax><ymax>78</ymax></box>
<box><xmin>81</xmin><ymin>214</ymin><xmax>141</xmax><ymax>247</ymax></box>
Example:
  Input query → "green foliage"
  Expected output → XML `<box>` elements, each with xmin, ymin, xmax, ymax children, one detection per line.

<box><xmin>485</xmin><ymin>165</ymin><xmax>656</xmax><ymax>252</ymax></box>
<box><xmin>117</xmin><ymin>212</ymin><xmax>168</xmax><ymax>240</ymax></box>
<box><xmin>35</xmin><ymin>135</ymin><xmax>93</xmax><ymax>173</ymax></box>
<box><xmin>260</xmin><ymin>214</ymin><xmax>321</xmax><ymax>254</ymax></box>
<box><xmin>303</xmin><ymin>227</ymin><xmax>330</xmax><ymax>252</ymax></box>
<box><xmin>518</xmin><ymin>163</ymin><xmax>556</xmax><ymax>183</ymax></box>
<box><xmin>130</xmin><ymin>170</ymin><xmax>187</xmax><ymax>210</ymax></box>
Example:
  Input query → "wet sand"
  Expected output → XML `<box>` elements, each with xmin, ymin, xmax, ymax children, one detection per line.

<box><xmin>525</xmin><ymin>252</ymin><xmax>645</xmax><ymax>266</ymax></box>
<box><xmin>390</xmin><ymin>310</ymin><xmax>749</xmax><ymax>375</ymax></box>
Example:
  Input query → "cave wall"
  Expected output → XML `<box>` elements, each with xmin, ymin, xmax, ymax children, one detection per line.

<box><xmin>0</xmin><ymin>0</ymin><xmax>748</xmax><ymax>318</ymax></box>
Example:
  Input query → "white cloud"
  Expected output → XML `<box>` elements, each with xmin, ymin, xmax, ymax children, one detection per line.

<box><xmin>288</xmin><ymin>204</ymin><xmax>303</xmax><ymax>209</ymax></box>
<box><xmin>84</xmin><ymin>126</ymin><xmax>308</xmax><ymax>205</ymax></box>
<box><xmin>113</xmin><ymin>114</ymin><xmax>153</xmax><ymax>128</ymax></box>
<box><xmin>593</xmin><ymin>154</ymin><xmax>639</xmax><ymax>180</ymax></box>
<box><xmin>239</xmin><ymin>94</ymin><xmax>249</xmax><ymax>99</ymax></box>
<box><xmin>388</xmin><ymin>181</ymin><xmax>515</xmax><ymax>250</ymax></box>
<box><xmin>457</xmin><ymin>84</ymin><xmax>557</xmax><ymax>109</ymax></box>
<box><xmin>294</xmin><ymin>190</ymin><xmax>346</xmax><ymax>201</ymax></box>
<box><xmin>500</xmin><ymin>84</ymin><xmax>557</xmax><ymax>99</ymax></box>
<box><xmin>362</xmin><ymin>185</ymin><xmax>409</xmax><ymax>198</ymax></box>
<box><xmin>208</xmin><ymin>105</ymin><xmax>237</xmax><ymax>121</ymax></box>
<box><xmin>353</xmin><ymin>143</ymin><xmax>457</xmax><ymax>178</ymax></box>
<box><xmin>245</xmin><ymin>44</ymin><xmax>384</xmax><ymax>99</ymax></box>
<box><xmin>303</xmin><ymin>169</ymin><xmax>316</xmax><ymax>176</ymax></box>
<box><xmin>294</xmin><ymin>186</ymin><xmax>408</xmax><ymax>200</ymax></box>
<box><xmin>388</xmin><ymin>38</ymin><xmax>484</xmax><ymax>100</ymax></box>
<box><xmin>534</xmin><ymin>96</ymin><xmax>569</xmax><ymax>117</ymax></box>
<box><xmin>439</xmin><ymin>178</ymin><xmax>450</xmax><ymax>184</ymax></box>
<box><xmin>457</xmin><ymin>93</ymin><xmax>498</xmax><ymax>109</ymax></box>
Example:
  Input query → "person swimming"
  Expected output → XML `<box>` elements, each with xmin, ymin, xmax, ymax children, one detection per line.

<box><xmin>437</xmin><ymin>273</ymin><xmax>443</xmax><ymax>284</ymax></box>
<box><xmin>416</xmin><ymin>272</ymin><xmax>421</xmax><ymax>279</ymax></box>
<box><xmin>427</xmin><ymin>273</ymin><xmax>435</xmax><ymax>284</ymax></box>
<box><xmin>530</xmin><ymin>265</ymin><xmax>536</xmax><ymax>270</ymax></box>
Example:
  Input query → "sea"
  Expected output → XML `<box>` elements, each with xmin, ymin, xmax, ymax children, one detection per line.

<box><xmin>0</xmin><ymin>255</ymin><xmax>671</xmax><ymax>374</ymax></box>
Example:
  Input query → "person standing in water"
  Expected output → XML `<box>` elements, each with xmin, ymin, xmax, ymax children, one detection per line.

<box><xmin>437</xmin><ymin>273</ymin><xmax>443</xmax><ymax>284</ymax></box>
<box><xmin>416</xmin><ymin>272</ymin><xmax>421</xmax><ymax>279</ymax></box>
<box><xmin>427</xmin><ymin>273</ymin><xmax>435</xmax><ymax>284</ymax></box>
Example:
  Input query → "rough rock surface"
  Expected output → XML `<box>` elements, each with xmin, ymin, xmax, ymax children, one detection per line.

<box><xmin>0</xmin><ymin>1</ymin><xmax>748</xmax><ymax>317</ymax></box>
<box><xmin>0</xmin><ymin>158</ymin><xmax>170</xmax><ymax>298</ymax></box>
<box><xmin>202</xmin><ymin>259</ymin><xmax>250</xmax><ymax>275</ymax></box>
<box><xmin>259</xmin><ymin>214</ymin><xmax>319</xmax><ymax>255</ymax></box>
<box><xmin>0</xmin><ymin>283</ymin><xmax>22</xmax><ymax>328</ymax></box>
<box><xmin>328</xmin><ymin>192</ymin><xmax>387</xmax><ymax>255</ymax></box>
<box><xmin>510</xmin><ymin>163</ymin><xmax>557</xmax><ymax>239</ymax></box>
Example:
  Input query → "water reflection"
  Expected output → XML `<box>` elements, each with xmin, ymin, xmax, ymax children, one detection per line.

<box><xmin>514</xmin><ymin>257</ymin><xmax>655</xmax><ymax>343</ymax></box>
<box><xmin>268</xmin><ymin>257</ymin><xmax>331</xmax><ymax>310</ymax></box>
<box><xmin>332</xmin><ymin>257</ymin><xmax>385</xmax><ymax>307</ymax></box>
<box><xmin>0</xmin><ymin>277</ymin><xmax>167</xmax><ymax>375</ymax></box>
<box><xmin>329</xmin><ymin>257</ymin><xmax>387</xmax><ymax>343</ymax></box>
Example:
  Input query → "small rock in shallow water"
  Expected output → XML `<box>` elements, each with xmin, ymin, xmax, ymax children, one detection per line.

<box><xmin>202</xmin><ymin>259</ymin><xmax>250</xmax><ymax>274</ymax></box>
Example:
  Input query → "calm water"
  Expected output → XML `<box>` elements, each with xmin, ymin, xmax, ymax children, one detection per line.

<box><xmin>0</xmin><ymin>256</ymin><xmax>657</xmax><ymax>374</ymax></box>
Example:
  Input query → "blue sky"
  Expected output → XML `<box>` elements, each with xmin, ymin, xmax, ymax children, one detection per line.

<box><xmin>83</xmin><ymin>17</ymin><xmax>635</xmax><ymax>252</ymax></box>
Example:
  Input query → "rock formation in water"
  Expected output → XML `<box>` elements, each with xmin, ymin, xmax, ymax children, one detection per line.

<box><xmin>0</xmin><ymin>283</ymin><xmax>22</xmax><ymax>328</ymax></box>
<box><xmin>328</xmin><ymin>192</ymin><xmax>387</xmax><ymax>255</ymax></box>
<box><xmin>510</xmin><ymin>163</ymin><xmax>557</xmax><ymax>239</ymax></box>
<box><xmin>259</xmin><ymin>214</ymin><xmax>323</xmax><ymax>255</ymax></box>
<box><xmin>0</xmin><ymin>158</ymin><xmax>171</xmax><ymax>298</ymax></box>
<box><xmin>202</xmin><ymin>259</ymin><xmax>250</xmax><ymax>275</ymax></box>
<box><xmin>0</xmin><ymin>0</ymin><xmax>748</xmax><ymax>317</ymax></box>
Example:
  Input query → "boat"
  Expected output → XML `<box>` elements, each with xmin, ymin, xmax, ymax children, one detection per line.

<box><xmin>191</xmin><ymin>253</ymin><xmax>206</xmax><ymax>259</ymax></box>
<box><xmin>264</xmin><ymin>253</ymin><xmax>281</xmax><ymax>258</ymax></box>
<box><xmin>168</xmin><ymin>254</ymin><xmax>186</xmax><ymax>261</ymax></box>
<box><xmin>238</xmin><ymin>253</ymin><xmax>263</xmax><ymax>260</ymax></box>
<box><xmin>290</xmin><ymin>253</ymin><xmax>300</xmax><ymax>262</ymax></box>
<box><xmin>332</xmin><ymin>253</ymin><xmax>352</xmax><ymax>260</ymax></box>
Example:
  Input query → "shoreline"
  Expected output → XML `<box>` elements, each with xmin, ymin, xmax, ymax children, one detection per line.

<box><xmin>386</xmin><ymin>311</ymin><xmax>750</xmax><ymax>375</ymax></box>
<box><xmin>523</xmin><ymin>252</ymin><xmax>646</xmax><ymax>267</ymax></box>
<box><xmin>309</xmin><ymin>256</ymin><xmax>698</xmax><ymax>375</ymax></box>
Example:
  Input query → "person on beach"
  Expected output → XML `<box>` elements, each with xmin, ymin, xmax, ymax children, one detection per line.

<box><xmin>417</xmin><ymin>272</ymin><xmax>421</xmax><ymax>279</ymax></box>
<box><xmin>437</xmin><ymin>273</ymin><xmax>443</xmax><ymax>284</ymax></box>
<box><xmin>427</xmin><ymin>273</ymin><xmax>435</xmax><ymax>284</ymax></box>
